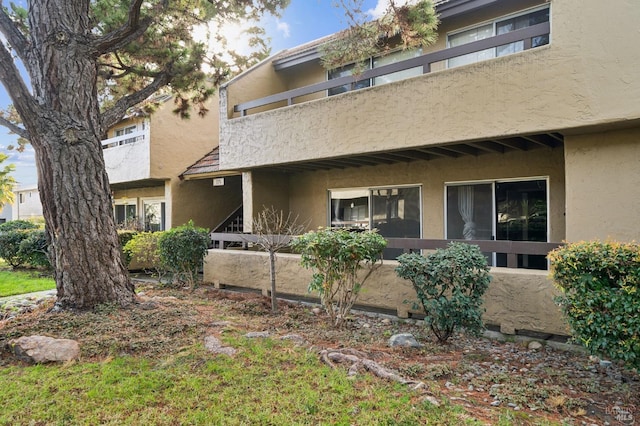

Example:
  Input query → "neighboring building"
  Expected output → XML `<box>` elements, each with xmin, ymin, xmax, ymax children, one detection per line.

<box><xmin>0</xmin><ymin>203</ymin><xmax>11</xmax><ymax>223</ymax></box>
<box><xmin>104</xmin><ymin>94</ymin><xmax>240</xmax><ymax>232</ymax></box>
<box><xmin>204</xmin><ymin>0</ymin><xmax>640</xmax><ymax>335</ymax></box>
<box><xmin>11</xmin><ymin>186</ymin><xmax>43</xmax><ymax>221</ymax></box>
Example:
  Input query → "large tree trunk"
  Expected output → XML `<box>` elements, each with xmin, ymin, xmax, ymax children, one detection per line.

<box><xmin>22</xmin><ymin>1</ymin><xmax>135</xmax><ymax>309</ymax></box>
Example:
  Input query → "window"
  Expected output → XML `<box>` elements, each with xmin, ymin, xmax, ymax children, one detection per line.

<box><xmin>445</xmin><ymin>178</ymin><xmax>548</xmax><ymax>269</ymax></box>
<box><xmin>372</xmin><ymin>48</ymin><xmax>423</xmax><ymax>86</ymax></box>
<box><xmin>447</xmin><ymin>6</ymin><xmax>549</xmax><ymax>68</ymax></box>
<box><xmin>115</xmin><ymin>125</ymin><xmax>138</xmax><ymax>146</ymax></box>
<box><xmin>330</xmin><ymin>186</ymin><xmax>421</xmax><ymax>259</ymax></box>
<box><xmin>143</xmin><ymin>200</ymin><xmax>166</xmax><ymax>232</ymax></box>
<box><xmin>328</xmin><ymin>62</ymin><xmax>371</xmax><ymax>96</ymax></box>
<box><xmin>114</xmin><ymin>202</ymin><xmax>137</xmax><ymax>228</ymax></box>
<box><xmin>328</xmin><ymin>48</ymin><xmax>423</xmax><ymax>95</ymax></box>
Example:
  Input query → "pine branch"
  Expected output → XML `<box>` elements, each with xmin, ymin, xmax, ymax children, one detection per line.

<box><xmin>99</xmin><ymin>69</ymin><xmax>172</xmax><ymax>133</ymax></box>
<box><xmin>91</xmin><ymin>0</ymin><xmax>165</xmax><ymax>55</ymax></box>
<box><xmin>0</xmin><ymin>115</ymin><xmax>28</xmax><ymax>139</ymax></box>
<box><xmin>0</xmin><ymin>4</ymin><xmax>29</xmax><ymax>61</ymax></box>
<box><xmin>0</xmin><ymin>42</ymin><xmax>37</xmax><ymax>127</ymax></box>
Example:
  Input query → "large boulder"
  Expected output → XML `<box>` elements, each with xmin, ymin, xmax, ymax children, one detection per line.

<box><xmin>9</xmin><ymin>335</ymin><xmax>80</xmax><ymax>363</ymax></box>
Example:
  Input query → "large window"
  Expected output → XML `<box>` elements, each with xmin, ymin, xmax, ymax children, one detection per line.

<box><xmin>328</xmin><ymin>48</ymin><xmax>422</xmax><ymax>96</ymax></box>
<box><xmin>114</xmin><ymin>201</ymin><xmax>137</xmax><ymax>229</ymax></box>
<box><xmin>330</xmin><ymin>186</ymin><xmax>421</xmax><ymax>259</ymax></box>
<box><xmin>446</xmin><ymin>178</ymin><xmax>548</xmax><ymax>269</ymax></box>
<box><xmin>143</xmin><ymin>200</ymin><xmax>166</xmax><ymax>232</ymax></box>
<box><xmin>447</xmin><ymin>6</ymin><xmax>550</xmax><ymax>68</ymax></box>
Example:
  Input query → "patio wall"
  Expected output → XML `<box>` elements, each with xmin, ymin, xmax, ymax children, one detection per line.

<box><xmin>204</xmin><ymin>249</ymin><xmax>569</xmax><ymax>336</ymax></box>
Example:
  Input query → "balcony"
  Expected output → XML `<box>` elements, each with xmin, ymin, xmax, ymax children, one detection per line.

<box><xmin>233</xmin><ymin>22</ymin><xmax>550</xmax><ymax>116</ymax></box>
<box><xmin>102</xmin><ymin>127</ymin><xmax>151</xmax><ymax>184</ymax></box>
<box><xmin>219</xmin><ymin>21</ymin><xmax>578</xmax><ymax>171</ymax></box>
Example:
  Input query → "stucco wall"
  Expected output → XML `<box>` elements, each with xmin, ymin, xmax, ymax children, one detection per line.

<box><xmin>243</xmin><ymin>170</ymin><xmax>291</xmax><ymax>232</ymax></box>
<box><xmin>11</xmin><ymin>188</ymin><xmax>43</xmax><ymax>220</ymax></box>
<box><xmin>219</xmin><ymin>0</ymin><xmax>640</xmax><ymax>170</ymax></box>
<box><xmin>172</xmin><ymin>175</ymin><xmax>242</xmax><ymax>230</ymax></box>
<box><xmin>204</xmin><ymin>249</ymin><xmax>568</xmax><ymax>336</ymax></box>
<box><xmin>286</xmin><ymin>147</ymin><xmax>566</xmax><ymax>241</ymax></box>
<box><xmin>150</xmin><ymin>96</ymin><xmax>218</xmax><ymax>180</ymax></box>
<box><xmin>564</xmin><ymin>127</ymin><xmax>640</xmax><ymax>242</ymax></box>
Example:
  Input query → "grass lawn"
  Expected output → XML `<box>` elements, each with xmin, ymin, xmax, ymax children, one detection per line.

<box><xmin>1</xmin><ymin>285</ymin><xmax>636</xmax><ymax>425</ymax></box>
<box><xmin>0</xmin><ymin>339</ymin><xmax>479</xmax><ymax>425</ymax></box>
<box><xmin>0</xmin><ymin>260</ymin><xmax>55</xmax><ymax>297</ymax></box>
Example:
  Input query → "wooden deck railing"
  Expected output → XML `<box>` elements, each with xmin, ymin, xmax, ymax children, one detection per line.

<box><xmin>209</xmin><ymin>232</ymin><xmax>562</xmax><ymax>269</ymax></box>
<box><xmin>233</xmin><ymin>21</ymin><xmax>550</xmax><ymax>116</ymax></box>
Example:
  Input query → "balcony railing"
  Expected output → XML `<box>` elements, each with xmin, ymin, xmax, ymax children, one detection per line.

<box><xmin>209</xmin><ymin>232</ymin><xmax>562</xmax><ymax>269</ymax></box>
<box><xmin>234</xmin><ymin>21</ymin><xmax>550</xmax><ymax>116</ymax></box>
<box><xmin>101</xmin><ymin>128</ymin><xmax>149</xmax><ymax>149</ymax></box>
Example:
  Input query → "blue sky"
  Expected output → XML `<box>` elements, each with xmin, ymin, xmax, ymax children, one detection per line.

<box><xmin>0</xmin><ymin>0</ymin><xmax>391</xmax><ymax>188</ymax></box>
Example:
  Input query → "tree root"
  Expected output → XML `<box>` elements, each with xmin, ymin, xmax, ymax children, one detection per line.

<box><xmin>319</xmin><ymin>348</ymin><xmax>425</xmax><ymax>390</ymax></box>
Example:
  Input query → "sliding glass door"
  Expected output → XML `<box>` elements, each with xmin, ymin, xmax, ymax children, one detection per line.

<box><xmin>329</xmin><ymin>186</ymin><xmax>421</xmax><ymax>259</ymax></box>
<box><xmin>446</xmin><ymin>179</ymin><xmax>548</xmax><ymax>269</ymax></box>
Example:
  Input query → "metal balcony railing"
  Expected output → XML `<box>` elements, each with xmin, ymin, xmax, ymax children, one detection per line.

<box><xmin>101</xmin><ymin>128</ymin><xmax>149</xmax><ymax>149</ymax></box>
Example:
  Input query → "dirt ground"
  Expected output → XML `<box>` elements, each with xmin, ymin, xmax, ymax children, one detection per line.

<box><xmin>1</xmin><ymin>284</ymin><xmax>638</xmax><ymax>425</ymax></box>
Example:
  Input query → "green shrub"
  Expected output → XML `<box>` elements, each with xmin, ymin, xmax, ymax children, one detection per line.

<box><xmin>395</xmin><ymin>243</ymin><xmax>491</xmax><ymax>343</ymax></box>
<box><xmin>549</xmin><ymin>241</ymin><xmax>639</xmax><ymax>370</ymax></box>
<box><xmin>0</xmin><ymin>219</ymin><xmax>39</xmax><ymax>232</ymax></box>
<box><xmin>123</xmin><ymin>231</ymin><xmax>166</xmax><ymax>278</ymax></box>
<box><xmin>158</xmin><ymin>221</ymin><xmax>209</xmax><ymax>289</ymax></box>
<box><xmin>18</xmin><ymin>229</ymin><xmax>51</xmax><ymax>269</ymax></box>
<box><xmin>0</xmin><ymin>230</ymin><xmax>30</xmax><ymax>267</ymax></box>
<box><xmin>291</xmin><ymin>228</ymin><xmax>387</xmax><ymax>327</ymax></box>
<box><xmin>117</xmin><ymin>230</ymin><xmax>138</xmax><ymax>265</ymax></box>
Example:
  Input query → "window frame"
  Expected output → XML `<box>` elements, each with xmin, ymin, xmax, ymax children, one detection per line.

<box><xmin>326</xmin><ymin>47</ymin><xmax>424</xmax><ymax>96</ymax></box>
<box><xmin>140</xmin><ymin>197</ymin><xmax>166</xmax><ymax>232</ymax></box>
<box><xmin>444</xmin><ymin>176</ymin><xmax>550</xmax><ymax>269</ymax></box>
<box><xmin>113</xmin><ymin>198</ymin><xmax>138</xmax><ymax>228</ymax></box>
<box><xmin>327</xmin><ymin>184</ymin><xmax>423</xmax><ymax>233</ymax></box>
<box><xmin>446</xmin><ymin>4</ymin><xmax>551</xmax><ymax>68</ymax></box>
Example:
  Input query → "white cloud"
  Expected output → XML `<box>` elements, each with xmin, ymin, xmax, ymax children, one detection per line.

<box><xmin>276</xmin><ymin>21</ymin><xmax>290</xmax><ymax>38</ymax></box>
<box><xmin>367</xmin><ymin>0</ymin><xmax>419</xmax><ymax>19</ymax></box>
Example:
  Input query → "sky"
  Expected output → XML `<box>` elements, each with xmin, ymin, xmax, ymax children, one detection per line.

<box><xmin>0</xmin><ymin>0</ymin><xmax>404</xmax><ymax>189</ymax></box>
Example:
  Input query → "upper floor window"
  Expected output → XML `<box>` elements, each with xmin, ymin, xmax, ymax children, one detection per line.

<box><xmin>328</xmin><ymin>63</ymin><xmax>371</xmax><ymax>96</ymax></box>
<box><xmin>328</xmin><ymin>48</ymin><xmax>422</xmax><ymax>96</ymax></box>
<box><xmin>447</xmin><ymin>6</ymin><xmax>549</xmax><ymax>68</ymax></box>
<box><xmin>115</xmin><ymin>125</ymin><xmax>139</xmax><ymax>146</ymax></box>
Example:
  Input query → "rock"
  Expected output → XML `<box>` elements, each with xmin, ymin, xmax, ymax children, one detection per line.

<box><xmin>381</xmin><ymin>318</ymin><xmax>391</xmax><ymax>325</ymax></box>
<box><xmin>139</xmin><ymin>301</ymin><xmax>158</xmax><ymax>310</ymax></box>
<box><xmin>203</xmin><ymin>336</ymin><xmax>236</xmax><ymax>356</ymax></box>
<box><xmin>388</xmin><ymin>333</ymin><xmax>421</xmax><ymax>348</ymax></box>
<box><xmin>280</xmin><ymin>334</ymin><xmax>306</xmax><ymax>345</ymax></box>
<box><xmin>311</xmin><ymin>307</ymin><xmax>322</xmax><ymax>315</ymax></box>
<box><xmin>10</xmin><ymin>335</ymin><xmax>80</xmax><ymax>363</ymax></box>
<box><xmin>528</xmin><ymin>341</ymin><xmax>543</xmax><ymax>350</ymax></box>
<box><xmin>491</xmin><ymin>400</ymin><xmax>501</xmax><ymax>407</ymax></box>
<box><xmin>245</xmin><ymin>331</ymin><xmax>270</xmax><ymax>339</ymax></box>
<box><xmin>424</xmin><ymin>396</ymin><xmax>440</xmax><ymax>406</ymax></box>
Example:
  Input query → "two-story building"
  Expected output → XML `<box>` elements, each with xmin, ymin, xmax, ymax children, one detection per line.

<box><xmin>204</xmin><ymin>0</ymin><xmax>640</xmax><ymax>336</ymax></box>
<box><xmin>103</xmin><ymin>94</ymin><xmax>241</xmax><ymax>233</ymax></box>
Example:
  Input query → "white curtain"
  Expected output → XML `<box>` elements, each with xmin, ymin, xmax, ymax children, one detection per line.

<box><xmin>457</xmin><ymin>185</ymin><xmax>476</xmax><ymax>240</ymax></box>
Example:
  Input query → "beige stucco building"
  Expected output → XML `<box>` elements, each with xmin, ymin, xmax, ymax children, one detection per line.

<box><xmin>104</xmin><ymin>95</ymin><xmax>241</xmax><ymax>233</ymax></box>
<box><xmin>204</xmin><ymin>0</ymin><xmax>640</xmax><ymax>335</ymax></box>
